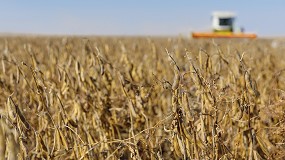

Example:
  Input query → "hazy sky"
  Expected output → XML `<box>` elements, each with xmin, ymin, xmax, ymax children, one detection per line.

<box><xmin>0</xmin><ymin>1</ymin><xmax>284</xmax><ymax>37</ymax></box>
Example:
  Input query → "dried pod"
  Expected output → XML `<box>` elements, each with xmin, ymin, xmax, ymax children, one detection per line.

<box><xmin>172</xmin><ymin>66</ymin><xmax>180</xmax><ymax>91</ymax></box>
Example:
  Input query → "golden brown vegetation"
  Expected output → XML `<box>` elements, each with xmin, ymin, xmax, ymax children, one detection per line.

<box><xmin>0</xmin><ymin>36</ymin><xmax>285</xmax><ymax>159</ymax></box>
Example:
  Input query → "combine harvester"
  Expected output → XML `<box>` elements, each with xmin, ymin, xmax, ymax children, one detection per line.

<box><xmin>192</xmin><ymin>11</ymin><xmax>257</xmax><ymax>39</ymax></box>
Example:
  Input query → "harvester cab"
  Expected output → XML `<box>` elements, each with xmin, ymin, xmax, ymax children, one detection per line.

<box><xmin>192</xmin><ymin>11</ymin><xmax>257</xmax><ymax>38</ymax></box>
<box><xmin>212</xmin><ymin>11</ymin><xmax>235</xmax><ymax>33</ymax></box>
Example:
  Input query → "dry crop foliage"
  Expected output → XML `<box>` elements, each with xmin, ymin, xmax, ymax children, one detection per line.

<box><xmin>0</xmin><ymin>36</ymin><xmax>285</xmax><ymax>159</ymax></box>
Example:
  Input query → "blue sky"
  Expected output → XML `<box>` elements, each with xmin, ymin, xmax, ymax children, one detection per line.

<box><xmin>0</xmin><ymin>1</ymin><xmax>284</xmax><ymax>37</ymax></box>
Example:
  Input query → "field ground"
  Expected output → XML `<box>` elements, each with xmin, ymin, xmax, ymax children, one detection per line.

<box><xmin>0</xmin><ymin>36</ymin><xmax>285</xmax><ymax>159</ymax></box>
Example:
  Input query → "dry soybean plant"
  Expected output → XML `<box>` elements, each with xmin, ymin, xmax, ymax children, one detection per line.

<box><xmin>0</xmin><ymin>36</ymin><xmax>284</xmax><ymax>159</ymax></box>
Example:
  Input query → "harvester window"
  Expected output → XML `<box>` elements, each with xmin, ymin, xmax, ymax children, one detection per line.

<box><xmin>219</xmin><ymin>18</ymin><xmax>232</xmax><ymax>26</ymax></box>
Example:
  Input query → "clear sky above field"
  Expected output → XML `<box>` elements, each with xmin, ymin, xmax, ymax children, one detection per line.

<box><xmin>0</xmin><ymin>1</ymin><xmax>284</xmax><ymax>37</ymax></box>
